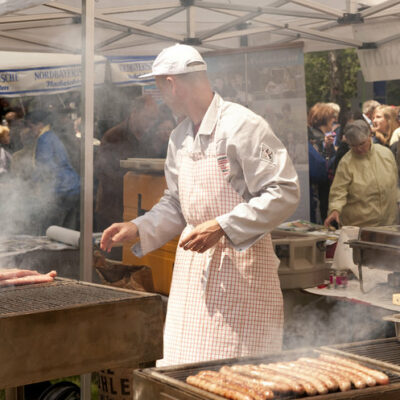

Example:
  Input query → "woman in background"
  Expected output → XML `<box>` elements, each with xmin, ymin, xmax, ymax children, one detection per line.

<box><xmin>372</xmin><ymin>105</ymin><xmax>399</xmax><ymax>146</ymax></box>
<box><xmin>325</xmin><ymin>120</ymin><xmax>398</xmax><ymax>228</ymax></box>
<box><xmin>307</xmin><ymin>102</ymin><xmax>337</xmax><ymax>222</ymax></box>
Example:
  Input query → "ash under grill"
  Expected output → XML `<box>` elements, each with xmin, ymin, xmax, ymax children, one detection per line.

<box><xmin>0</xmin><ymin>279</ymin><xmax>140</xmax><ymax>316</ymax></box>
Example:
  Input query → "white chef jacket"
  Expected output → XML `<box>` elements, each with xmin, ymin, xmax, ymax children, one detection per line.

<box><xmin>132</xmin><ymin>93</ymin><xmax>299</xmax><ymax>256</ymax></box>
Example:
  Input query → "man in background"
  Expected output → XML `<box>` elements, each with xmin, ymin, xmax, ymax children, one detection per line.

<box><xmin>26</xmin><ymin>110</ymin><xmax>80</xmax><ymax>234</ymax></box>
<box><xmin>95</xmin><ymin>95</ymin><xmax>159</xmax><ymax>231</ymax></box>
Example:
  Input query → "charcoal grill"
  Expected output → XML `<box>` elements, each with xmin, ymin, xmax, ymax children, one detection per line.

<box><xmin>0</xmin><ymin>278</ymin><xmax>163</xmax><ymax>389</ymax></box>
<box><xmin>347</xmin><ymin>225</ymin><xmax>400</xmax><ymax>292</ymax></box>
<box><xmin>133</xmin><ymin>343</ymin><xmax>400</xmax><ymax>399</ymax></box>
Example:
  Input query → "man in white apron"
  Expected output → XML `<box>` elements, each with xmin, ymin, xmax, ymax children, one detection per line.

<box><xmin>101</xmin><ymin>44</ymin><xmax>300</xmax><ymax>366</ymax></box>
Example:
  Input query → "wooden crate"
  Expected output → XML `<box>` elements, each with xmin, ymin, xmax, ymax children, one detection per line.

<box><xmin>123</xmin><ymin>171</ymin><xmax>177</xmax><ymax>295</ymax></box>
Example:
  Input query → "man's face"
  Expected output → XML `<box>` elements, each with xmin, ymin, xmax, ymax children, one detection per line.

<box><xmin>132</xmin><ymin>98</ymin><xmax>159</xmax><ymax>135</ymax></box>
<box><xmin>27</xmin><ymin>121</ymin><xmax>42</xmax><ymax>137</ymax></box>
<box><xmin>349</xmin><ymin>136</ymin><xmax>371</xmax><ymax>156</ymax></box>
<box><xmin>155</xmin><ymin>76</ymin><xmax>184</xmax><ymax>118</ymax></box>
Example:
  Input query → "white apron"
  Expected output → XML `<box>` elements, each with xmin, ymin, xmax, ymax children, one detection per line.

<box><xmin>157</xmin><ymin>131</ymin><xmax>283</xmax><ymax>367</ymax></box>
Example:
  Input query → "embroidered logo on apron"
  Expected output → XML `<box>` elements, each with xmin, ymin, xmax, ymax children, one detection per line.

<box><xmin>217</xmin><ymin>154</ymin><xmax>230</xmax><ymax>176</ymax></box>
<box><xmin>260</xmin><ymin>143</ymin><xmax>275</xmax><ymax>164</ymax></box>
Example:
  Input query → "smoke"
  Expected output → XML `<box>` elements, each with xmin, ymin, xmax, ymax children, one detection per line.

<box><xmin>0</xmin><ymin>172</ymin><xmax>82</xmax><ymax>275</ymax></box>
<box><xmin>283</xmin><ymin>288</ymin><xmax>395</xmax><ymax>350</ymax></box>
<box><xmin>0</xmin><ymin>175</ymin><xmax>54</xmax><ymax>237</ymax></box>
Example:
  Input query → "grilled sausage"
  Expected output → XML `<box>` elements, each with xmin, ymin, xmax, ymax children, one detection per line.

<box><xmin>301</xmin><ymin>357</ymin><xmax>367</xmax><ymax>389</ymax></box>
<box><xmin>0</xmin><ymin>268</ymin><xmax>40</xmax><ymax>280</ymax></box>
<box><xmin>264</xmin><ymin>363</ymin><xmax>328</xmax><ymax>395</ymax></box>
<box><xmin>220</xmin><ymin>366</ymin><xmax>289</xmax><ymax>394</ymax></box>
<box><xmin>198</xmin><ymin>371</ymin><xmax>272</xmax><ymax>400</ymax></box>
<box><xmin>283</xmin><ymin>361</ymin><xmax>338</xmax><ymax>391</ymax></box>
<box><xmin>231</xmin><ymin>364</ymin><xmax>304</xmax><ymax>395</ymax></box>
<box><xmin>297</xmin><ymin>357</ymin><xmax>351</xmax><ymax>391</ymax></box>
<box><xmin>258</xmin><ymin>364</ymin><xmax>317</xmax><ymax>396</ymax></box>
<box><xmin>316</xmin><ymin>356</ymin><xmax>376</xmax><ymax>387</ymax></box>
<box><xmin>187</xmin><ymin>375</ymin><xmax>253</xmax><ymax>400</ymax></box>
<box><xmin>0</xmin><ymin>271</ymin><xmax>57</xmax><ymax>287</ymax></box>
<box><xmin>319</xmin><ymin>354</ymin><xmax>389</xmax><ymax>385</ymax></box>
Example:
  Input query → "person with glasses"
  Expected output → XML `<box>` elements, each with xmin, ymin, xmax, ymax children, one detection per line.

<box><xmin>324</xmin><ymin>120</ymin><xmax>398</xmax><ymax>228</ymax></box>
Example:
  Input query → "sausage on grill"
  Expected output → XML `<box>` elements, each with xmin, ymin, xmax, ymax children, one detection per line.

<box><xmin>198</xmin><ymin>371</ymin><xmax>273</xmax><ymax>400</ymax></box>
<box><xmin>0</xmin><ymin>271</ymin><xmax>57</xmax><ymax>287</ymax></box>
<box><xmin>0</xmin><ymin>268</ymin><xmax>40</xmax><ymax>280</ymax></box>
<box><xmin>283</xmin><ymin>361</ymin><xmax>338</xmax><ymax>391</ymax></box>
<box><xmin>220</xmin><ymin>365</ymin><xmax>290</xmax><ymax>394</ymax></box>
<box><xmin>316</xmin><ymin>356</ymin><xmax>376</xmax><ymax>387</ymax></box>
<box><xmin>187</xmin><ymin>375</ymin><xmax>253</xmax><ymax>400</ymax></box>
<box><xmin>297</xmin><ymin>357</ymin><xmax>351</xmax><ymax>391</ymax></box>
<box><xmin>263</xmin><ymin>363</ymin><xmax>328</xmax><ymax>395</ymax></box>
<box><xmin>301</xmin><ymin>357</ymin><xmax>367</xmax><ymax>388</ymax></box>
<box><xmin>319</xmin><ymin>354</ymin><xmax>389</xmax><ymax>385</ymax></box>
<box><xmin>231</xmin><ymin>364</ymin><xmax>304</xmax><ymax>395</ymax></box>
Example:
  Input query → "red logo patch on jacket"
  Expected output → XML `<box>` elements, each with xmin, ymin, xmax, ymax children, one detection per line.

<box><xmin>260</xmin><ymin>143</ymin><xmax>274</xmax><ymax>164</ymax></box>
<box><xmin>217</xmin><ymin>154</ymin><xmax>230</xmax><ymax>176</ymax></box>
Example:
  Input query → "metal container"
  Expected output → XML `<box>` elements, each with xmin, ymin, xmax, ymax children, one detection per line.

<box><xmin>0</xmin><ymin>278</ymin><xmax>163</xmax><ymax>389</ymax></box>
<box><xmin>383</xmin><ymin>314</ymin><xmax>400</xmax><ymax>340</ymax></box>
<box><xmin>347</xmin><ymin>225</ymin><xmax>400</xmax><ymax>291</ymax></box>
<box><xmin>348</xmin><ymin>225</ymin><xmax>400</xmax><ymax>271</ymax></box>
<box><xmin>272</xmin><ymin>229</ymin><xmax>329</xmax><ymax>289</ymax></box>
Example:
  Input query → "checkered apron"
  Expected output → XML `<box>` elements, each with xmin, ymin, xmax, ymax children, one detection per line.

<box><xmin>157</xmin><ymin>133</ymin><xmax>283</xmax><ymax>367</ymax></box>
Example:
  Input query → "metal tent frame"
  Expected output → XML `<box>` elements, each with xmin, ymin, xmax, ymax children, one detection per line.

<box><xmin>1</xmin><ymin>1</ymin><xmax>400</xmax><ymax>55</ymax></box>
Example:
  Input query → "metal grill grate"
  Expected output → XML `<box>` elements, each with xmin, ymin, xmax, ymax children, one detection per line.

<box><xmin>331</xmin><ymin>339</ymin><xmax>400</xmax><ymax>365</ymax></box>
<box><xmin>0</xmin><ymin>279</ymin><xmax>140</xmax><ymax>316</ymax></box>
<box><xmin>161</xmin><ymin>362</ymin><xmax>400</xmax><ymax>385</ymax></box>
<box><xmin>323</xmin><ymin>337</ymin><xmax>400</xmax><ymax>374</ymax></box>
<box><xmin>150</xmin><ymin>349</ymin><xmax>400</xmax><ymax>399</ymax></box>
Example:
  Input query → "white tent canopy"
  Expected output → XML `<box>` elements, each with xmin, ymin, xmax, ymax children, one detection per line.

<box><xmin>0</xmin><ymin>1</ymin><xmax>398</xmax><ymax>83</ymax></box>
<box><xmin>0</xmin><ymin>1</ymin><xmax>399</xmax><ymax>81</ymax></box>
<box><xmin>0</xmin><ymin>0</ymin><xmax>399</xmax><ymax>56</ymax></box>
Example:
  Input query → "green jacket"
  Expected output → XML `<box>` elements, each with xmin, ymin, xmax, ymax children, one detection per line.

<box><xmin>328</xmin><ymin>143</ymin><xmax>398</xmax><ymax>227</ymax></box>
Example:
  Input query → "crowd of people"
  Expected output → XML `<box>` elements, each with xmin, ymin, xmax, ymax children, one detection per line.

<box><xmin>308</xmin><ymin>99</ymin><xmax>400</xmax><ymax>228</ymax></box>
<box><xmin>0</xmin><ymin>94</ymin><xmax>177</xmax><ymax>235</ymax></box>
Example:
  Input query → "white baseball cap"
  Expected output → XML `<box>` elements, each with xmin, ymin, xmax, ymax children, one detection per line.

<box><xmin>139</xmin><ymin>43</ymin><xmax>207</xmax><ymax>78</ymax></box>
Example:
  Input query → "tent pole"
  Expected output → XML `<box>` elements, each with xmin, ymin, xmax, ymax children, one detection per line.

<box><xmin>80</xmin><ymin>0</ymin><xmax>95</xmax><ymax>397</ymax></box>
<box><xmin>80</xmin><ymin>0</ymin><xmax>94</xmax><ymax>283</ymax></box>
<box><xmin>346</xmin><ymin>0</ymin><xmax>357</xmax><ymax>13</ymax></box>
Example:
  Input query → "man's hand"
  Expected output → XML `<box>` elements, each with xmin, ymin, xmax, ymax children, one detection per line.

<box><xmin>100</xmin><ymin>222</ymin><xmax>138</xmax><ymax>253</ymax></box>
<box><xmin>179</xmin><ymin>219</ymin><xmax>224</xmax><ymax>253</ymax></box>
<box><xmin>324</xmin><ymin>210</ymin><xmax>340</xmax><ymax>229</ymax></box>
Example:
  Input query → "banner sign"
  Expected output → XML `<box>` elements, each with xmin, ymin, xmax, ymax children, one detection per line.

<box><xmin>354</xmin><ymin>20</ymin><xmax>400</xmax><ymax>82</ymax></box>
<box><xmin>357</xmin><ymin>41</ymin><xmax>400</xmax><ymax>82</ymax></box>
<box><xmin>108</xmin><ymin>56</ymin><xmax>155</xmax><ymax>86</ymax></box>
<box><xmin>0</xmin><ymin>61</ymin><xmax>106</xmax><ymax>97</ymax></box>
